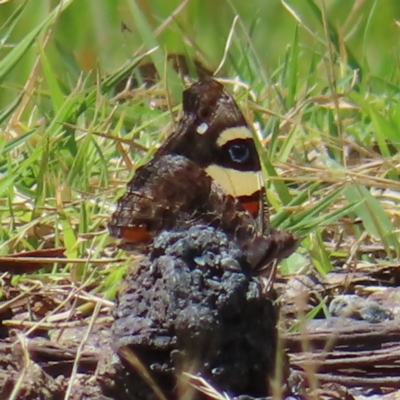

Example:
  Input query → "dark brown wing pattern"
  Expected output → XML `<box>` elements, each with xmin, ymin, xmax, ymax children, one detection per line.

<box><xmin>108</xmin><ymin>78</ymin><xmax>298</xmax><ymax>274</ymax></box>
<box><xmin>154</xmin><ymin>78</ymin><xmax>268</xmax><ymax>234</ymax></box>
<box><xmin>108</xmin><ymin>154</ymin><xmax>297</xmax><ymax>273</ymax></box>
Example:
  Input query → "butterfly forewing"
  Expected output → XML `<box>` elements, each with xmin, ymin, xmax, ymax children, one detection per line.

<box><xmin>156</xmin><ymin>78</ymin><xmax>267</xmax><ymax>234</ymax></box>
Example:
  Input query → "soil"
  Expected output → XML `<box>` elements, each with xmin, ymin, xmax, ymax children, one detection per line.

<box><xmin>1</xmin><ymin>227</ymin><xmax>400</xmax><ymax>399</ymax></box>
<box><xmin>0</xmin><ymin>225</ymin><xmax>278</xmax><ymax>400</ymax></box>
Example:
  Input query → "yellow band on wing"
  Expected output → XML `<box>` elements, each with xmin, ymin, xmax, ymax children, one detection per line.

<box><xmin>215</xmin><ymin>126</ymin><xmax>253</xmax><ymax>146</ymax></box>
<box><xmin>205</xmin><ymin>164</ymin><xmax>263</xmax><ymax>198</ymax></box>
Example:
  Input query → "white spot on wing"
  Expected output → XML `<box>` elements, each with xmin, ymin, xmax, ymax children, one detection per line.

<box><xmin>196</xmin><ymin>122</ymin><xmax>209</xmax><ymax>135</ymax></box>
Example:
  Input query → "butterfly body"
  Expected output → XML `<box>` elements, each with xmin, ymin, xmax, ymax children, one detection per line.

<box><xmin>109</xmin><ymin>78</ymin><xmax>297</xmax><ymax>273</ymax></box>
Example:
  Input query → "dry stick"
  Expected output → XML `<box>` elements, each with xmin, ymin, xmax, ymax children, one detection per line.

<box><xmin>0</xmin><ymin>256</ymin><xmax>124</xmax><ymax>265</ymax></box>
<box><xmin>262</xmin><ymin>260</ymin><xmax>279</xmax><ymax>295</ymax></box>
<box><xmin>0</xmin><ymin>283</ymin><xmax>40</xmax><ymax>313</ymax></box>
<box><xmin>291</xmin><ymin>345</ymin><xmax>400</xmax><ymax>368</ymax></box>
<box><xmin>26</xmin><ymin>338</ymin><xmax>98</xmax><ymax>368</ymax></box>
<box><xmin>342</xmin><ymin>231</ymin><xmax>368</xmax><ymax>270</ymax></box>
<box><xmin>289</xmin><ymin>337</ymin><xmax>400</xmax><ymax>390</ymax></box>
<box><xmin>8</xmin><ymin>334</ymin><xmax>30</xmax><ymax>400</ymax></box>
<box><xmin>53</xmin><ymin>269</ymin><xmax>103</xmax><ymax>343</ymax></box>
<box><xmin>311</xmin><ymin>373</ymin><xmax>400</xmax><ymax>388</ymax></box>
<box><xmin>0</xmin><ymin>337</ymin><xmax>98</xmax><ymax>371</ymax></box>
<box><xmin>213</xmin><ymin>15</ymin><xmax>239</xmax><ymax>76</ymax></box>
<box><xmin>183</xmin><ymin>372</ymin><xmax>230</xmax><ymax>400</ymax></box>
<box><xmin>63</xmin><ymin>299</ymin><xmax>104</xmax><ymax>400</ymax></box>
<box><xmin>285</xmin><ymin>323</ymin><xmax>400</xmax><ymax>352</ymax></box>
<box><xmin>3</xmin><ymin>317</ymin><xmax>112</xmax><ymax>330</ymax></box>
<box><xmin>8</xmin><ymin>277</ymin><xmax>102</xmax><ymax>338</ymax></box>
<box><xmin>61</xmin><ymin>122</ymin><xmax>148</xmax><ymax>152</ymax></box>
<box><xmin>281</xmin><ymin>1</ymin><xmax>325</xmax><ymax>42</ymax></box>
<box><xmin>118</xmin><ymin>346</ymin><xmax>169</xmax><ymax>400</ymax></box>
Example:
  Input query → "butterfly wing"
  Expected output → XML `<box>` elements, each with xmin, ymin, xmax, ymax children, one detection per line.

<box><xmin>109</xmin><ymin>78</ymin><xmax>297</xmax><ymax>272</ymax></box>
<box><xmin>155</xmin><ymin>78</ymin><xmax>268</xmax><ymax>235</ymax></box>
<box><xmin>109</xmin><ymin>155</ymin><xmax>212</xmax><ymax>248</ymax></box>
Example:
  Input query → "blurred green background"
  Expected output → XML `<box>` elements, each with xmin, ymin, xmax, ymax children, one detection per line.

<box><xmin>1</xmin><ymin>0</ymin><xmax>400</xmax><ymax>110</ymax></box>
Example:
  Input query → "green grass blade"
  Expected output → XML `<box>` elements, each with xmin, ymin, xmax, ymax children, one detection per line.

<box><xmin>38</xmin><ymin>44</ymin><xmax>65</xmax><ymax>112</ymax></box>
<box><xmin>0</xmin><ymin>0</ymin><xmax>29</xmax><ymax>51</ymax></box>
<box><xmin>0</xmin><ymin>0</ymin><xmax>75</xmax><ymax>84</ymax></box>
<box><xmin>343</xmin><ymin>184</ymin><xmax>399</xmax><ymax>253</ymax></box>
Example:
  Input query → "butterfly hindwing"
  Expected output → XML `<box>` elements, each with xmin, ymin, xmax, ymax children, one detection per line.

<box><xmin>109</xmin><ymin>154</ymin><xmax>261</xmax><ymax>250</ymax></box>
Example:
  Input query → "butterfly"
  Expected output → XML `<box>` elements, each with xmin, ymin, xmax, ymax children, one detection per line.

<box><xmin>108</xmin><ymin>78</ymin><xmax>297</xmax><ymax>274</ymax></box>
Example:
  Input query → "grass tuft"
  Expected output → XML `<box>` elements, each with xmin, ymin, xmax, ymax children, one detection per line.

<box><xmin>1</xmin><ymin>2</ymin><xmax>400</xmax><ymax>395</ymax></box>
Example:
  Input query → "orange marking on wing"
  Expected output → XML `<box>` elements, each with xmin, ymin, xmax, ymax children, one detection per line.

<box><xmin>120</xmin><ymin>226</ymin><xmax>152</xmax><ymax>244</ymax></box>
<box><xmin>242</xmin><ymin>200</ymin><xmax>259</xmax><ymax>218</ymax></box>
